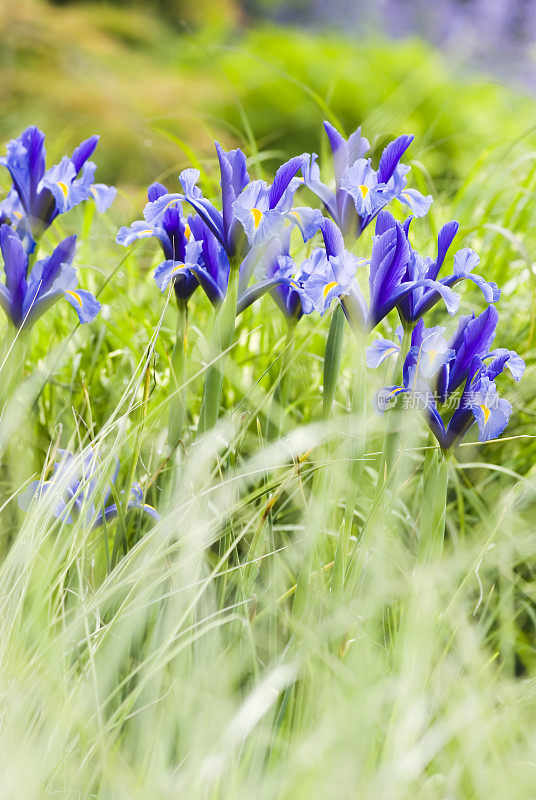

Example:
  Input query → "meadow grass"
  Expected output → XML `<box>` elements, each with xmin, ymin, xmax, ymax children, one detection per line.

<box><xmin>1</xmin><ymin>5</ymin><xmax>536</xmax><ymax>798</ymax></box>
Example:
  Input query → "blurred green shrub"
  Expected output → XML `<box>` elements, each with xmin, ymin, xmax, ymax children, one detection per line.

<box><xmin>1</xmin><ymin>0</ymin><xmax>535</xmax><ymax>197</ymax></box>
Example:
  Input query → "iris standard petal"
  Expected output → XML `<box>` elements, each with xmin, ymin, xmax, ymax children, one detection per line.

<box><xmin>71</xmin><ymin>136</ymin><xmax>99</xmax><ymax>175</ymax></box>
<box><xmin>377</xmin><ymin>134</ymin><xmax>414</xmax><ymax>184</ymax></box>
<box><xmin>0</xmin><ymin>223</ymin><xmax>28</xmax><ymax>325</ymax></box>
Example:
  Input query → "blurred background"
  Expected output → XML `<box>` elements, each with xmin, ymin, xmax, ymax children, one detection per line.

<box><xmin>2</xmin><ymin>0</ymin><xmax>536</xmax><ymax>201</ymax></box>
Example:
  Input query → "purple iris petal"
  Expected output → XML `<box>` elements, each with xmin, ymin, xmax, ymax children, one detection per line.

<box><xmin>71</xmin><ymin>135</ymin><xmax>99</xmax><ymax>175</ymax></box>
<box><xmin>377</xmin><ymin>134</ymin><xmax>414</xmax><ymax>183</ymax></box>
<box><xmin>447</xmin><ymin>305</ymin><xmax>499</xmax><ymax>394</ymax></box>
<box><xmin>484</xmin><ymin>348</ymin><xmax>525</xmax><ymax>381</ymax></box>
<box><xmin>0</xmin><ymin>223</ymin><xmax>27</xmax><ymax>325</ymax></box>
<box><xmin>268</xmin><ymin>154</ymin><xmax>308</xmax><ymax>209</ymax></box>
<box><xmin>366</xmin><ymin>338</ymin><xmax>401</xmax><ymax>368</ymax></box>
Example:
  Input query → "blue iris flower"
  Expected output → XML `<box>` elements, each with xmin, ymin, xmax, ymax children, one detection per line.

<box><xmin>143</xmin><ymin>144</ymin><xmax>310</xmax><ymax>259</ymax></box>
<box><xmin>263</xmin><ymin>232</ymin><xmax>317</xmax><ymax>321</ymax></box>
<box><xmin>262</xmin><ymin>219</ymin><xmax>366</xmax><ymax>324</ymax></box>
<box><xmin>127</xmin><ymin>153</ymin><xmax>317</xmax><ymax>313</ymax></box>
<box><xmin>302</xmin><ymin>121</ymin><xmax>432</xmax><ymax>241</ymax></box>
<box><xmin>118</xmin><ymin>181</ymin><xmax>202</xmax><ymax>303</ymax></box>
<box><xmin>299</xmin><ymin>247</ymin><xmax>365</xmax><ymax>316</ymax></box>
<box><xmin>0</xmin><ymin>224</ymin><xmax>100</xmax><ymax>328</ymax></box>
<box><xmin>0</xmin><ymin>126</ymin><xmax>116</xmax><ymax>252</ymax></box>
<box><xmin>378</xmin><ymin>212</ymin><xmax>500</xmax><ymax>325</ymax></box>
<box><xmin>18</xmin><ymin>448</ymin><xmax>159</xmax><ymax>528</ymax></box>
<box><xmin>372</xmin><ymin>307</ymin><xmax>525</xmax><ymax>449</ymax></box>
<box><xmin>336</xmin><ymin>212</ymin><xmax>499</xmax><ymax>333</ymax></box>
<box><xmin>154</xmin><ymin>214</ymin><xmax>230</xmax><ymax>307</ymax></box>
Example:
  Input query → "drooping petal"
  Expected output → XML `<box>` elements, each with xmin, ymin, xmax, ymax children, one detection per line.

<box><xmin>64</xmin><ymin>288</ymin><xmax>101</xmax><ymax>324</ymax></box>
<box><xmin>17</xmin><ymin>479</ymin><xmax>74</xmax><ymax>522</ymax></box>
<box><xmin>341</xmin><ymin>159</ymin><xmax>385</xmax><ymax>218</ymax></box>
<box><xmin>449</xmin><ymin>247</ymin><xmax>500</xmax><ymax>302</ymax></box>
<box><xmin>286</xmin><ymin>206</ymin><xmax>324</xmax><ymax>242</ymax></box>
<box><xmin>233</xmin><ymin>181</ymin><xmax>284</xmax><ymax>245</ymax></box>
<box><xmin>467</xmin><ymin>376</ymin><xmax>512</xmax><ymax>443</ymax></box>
<box><xmin>398</xmin><ymin>187</ymin><xmax>433</xmax><ymax>217</ymax></box>
<box><xmin>144</xmin><ymin>193</ymin><xmax>184</xmax><ymax>226</ymax></box>
<box><xmin>154</xmin><ymin>260</ymin><xmax>193</xmax><ymax>293</ymax></box>
<box><xmin>366</xmin><ymin>338</ymin><xmax>400</xmax><ymax>368</ymax></box>
<box><xmin>116</xmin><ymin>220</ymin><xmax>162</xmax><ymax>247</ymax></box>
<box><xmin>483</xmin><ymin>348</ymin><xmax>526</xmax><ymax>381</ymax></box>
<box><xmin>237</xmin><ymin>276</ymin><xmax>292</xmax><ymax>316</ymax></box>
<box><xmin>374</xmin><ymin>385</ymin><xmax>408</xmax><ymax>414</ymax></box>
<box><xmin>376</xmin><ymin>277</ymin><xmax>460</xmax><ymax>329</ymax></box>
<box><xmin>89</xmin><ymin>182</ymin><xmax>116</xmax><ymax>213</ymax></box>
<box><xmin>153</xmin><ymin>240</ymin><xmax>203</xmax><ymax>293</ymax></box>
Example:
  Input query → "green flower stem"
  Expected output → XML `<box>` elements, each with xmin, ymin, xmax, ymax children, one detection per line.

<box><xmin>418</xmin><ymin>444</ymin><xmax>448</xmax><ymax>561</ymax></box>
<box><xmin>375</xmin><ymin>324</ymin><xmax>413</xmax><ymax>493</ymax></box>
<box><xmin>111</xmin><ymin>363</ymin><xmax>151</xmax><ymax>569</ymax></box>
<box><xmin>167</xmin><ymin>298</ymin><xmax>188</xmax><ymax>449</ymax></box>
<box><xmin>344</xmin><ymin>325</ymin><xmax>414</xmax><ymax>594</ymax></box>
<box><xmin>322</xmin><ymin>303</ymin><xmax>346</xmax><ymax>419</ymax></box>
<box><xmin>267</xmin><ymin>318</ymin><xmax>296</xmax><ymax>439</ymax></box>
<box><xmin>332</xmin><ymin>329</ymin><xmax>367</xmax><ymax>594</ymax></box>
<box><xmin>197</xmin><ymin>262</ymin><xmax>240</xmax><ymax>436</ymax></box>
<box><xmin>0</xmin><ymin>324</ymin><xmax>30</xmax><ymax>403</ymax></box>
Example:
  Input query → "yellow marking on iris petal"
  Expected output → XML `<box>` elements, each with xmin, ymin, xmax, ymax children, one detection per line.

<box><xmin>479</xmin><ymin>404</ymin><xmax>491</xmax><ymax>425</ymax></box>
<box><xmin>383</xmin><ymin>347</ymin><xmax>398</xmax><ymax>357</ymax></box>
<box><xmin>184</xmin><ymin>224</ymin><xmax>191</xmax><ymax>240</ymax></box>
<box><xmin>65</xmin><ymin>289</ymin><xmax>83</xmax><ymax>307</ymax></box>
<box><xmin>359</xmin><ymin>185</ymin><xmax>370</xmax><ymax>197</ymax></box>
<box><xmin>402</xmin><ymin>192</ymin><xmax>411</xmax><ymax>200</ymax></box>
<box><xmin>289</xmin><ymin>280</ymin><xmax>300</xmax><ymax>289</ymax></box>
<box><xmin>323</xmin><ymin>281</ymin><xmax>338</xmax><ymax>299</ymax></box>
<box><xmin>428</xmin><ymin>350</ymin><xmax>437</xmax><ymax>363</ymax></box>
<box><xmin>57</xmin><ymin>181</ymin><xmax>68</xmax><ymax>199</ymax></box>
<box><xmin>251</xmin><ymin>208</ymin><xmax>263</xmax><ymax>228</ymax></box>
<box><xmin>14</xmin><ymin>211</ymin><xmax>22</xmax><ymax>219</ymax></box>
<box><xmin>290</xmin><ymin>210</ymin><xmax>301</xmax><ymax>221</ymax></box>
<box><xmin>164</xmin><ymin>199</ymin><xmax>179</xmax><ymax>213</ymax></box>
<box><xmin>171</xmin><ymin>263</ymin><xmax>186</xmax><ymax>275</ymax></box>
